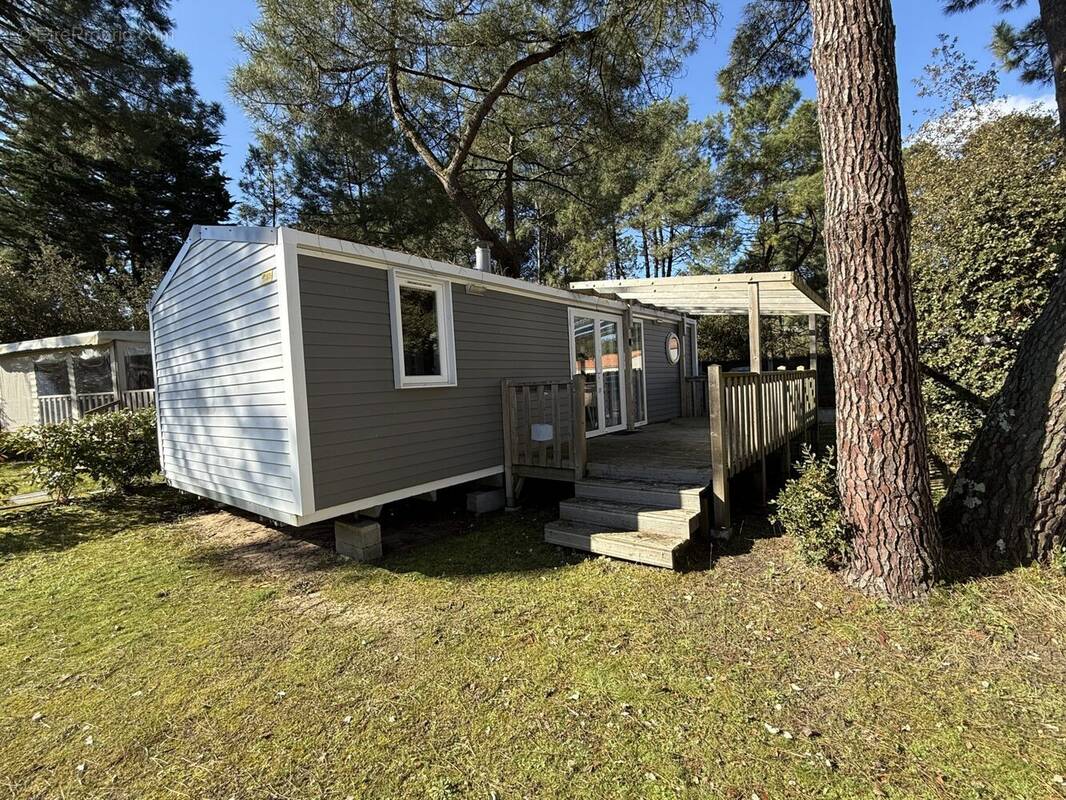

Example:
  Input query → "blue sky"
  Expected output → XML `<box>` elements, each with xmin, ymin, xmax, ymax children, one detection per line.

<box><xmin>167</xmin><ymin>0</ymin><xmax>1049</xmax><ymax>199</ymax></box>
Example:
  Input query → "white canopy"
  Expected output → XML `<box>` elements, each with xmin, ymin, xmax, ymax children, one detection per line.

<box><xmin>569</xmin><ymin>272</ymin><xmax>829</xmax><ymax>317</ymax></box>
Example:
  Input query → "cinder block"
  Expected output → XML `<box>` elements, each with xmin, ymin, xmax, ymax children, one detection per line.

<box><xmin>335</xmin><ymin>519</ymin><xmax>382</xmax><ymax>561</ymax></box>
<box><xmin>466</xmin><ymin>488</ymin><xmax>505</xmax><ymax>515</ymax></box>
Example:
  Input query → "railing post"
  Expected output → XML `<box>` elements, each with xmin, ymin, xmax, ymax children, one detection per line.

<box><xmin>501</xmin><ymin>380</ymin><xmax>516</xmax><ymax>508</ymax></box>
<box><xmin>754</xmin><ymin>372</ymin><xmax>766</xmax><ymax>505</ymax></box>
<box><xmin>707</xmin><ymin>365</ymin><xmax>731</xmax><ymax>534</ymax></box>
<box><xmin>809</xmin><ymin>370</ymin><xmax>820</xmax><ymax>452</ymax></box>
<box><xmin>572</xmin><ymin>373</ymin><xmax>587</xmax><ymax>479</ymax></box>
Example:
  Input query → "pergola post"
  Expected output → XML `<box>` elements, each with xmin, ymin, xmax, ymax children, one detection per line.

<box><xmin>748</xmin><ymin>282</ymin><xmax>762</xmax><ymax>374</ymax></box>
<box><xmin>808</xmin><ymin>312</ymin><xmax>820</xmax><ymax>450</ymax></box>
<box><xmin>808</xmin><ymin>313</ymin><xmax>818</xmax><ymax>371</ymax></box>
<box><xmin>748</xmin><ymin>282</ymin><xmax>766</xmax><ymax>503</ymax></box>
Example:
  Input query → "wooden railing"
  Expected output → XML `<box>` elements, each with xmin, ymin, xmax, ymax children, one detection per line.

<box><xmin>77</xmin><ymin>392</ymin><xmax>120</xmax><ymax>416</ymax></box>
<box><xmin>37</xmin><ymin>389</ymin><xmax>155</xmax><ymax>425</ymax></box>
<box><xmin>682</xmin><ymin>376</ymin><xmax>708</xmax><ymax>418</ymax></box>
<box><xmin>501</xmin><ymin>375</ymin><xmax>587</xmax><ymax>507</ymax></box>
<box><xmin>121</xmin><ymin>388</ymin><xmax>155</xmax><ymax>409</ymax></box>
<box><xmin>707</xmin><ymin>366</ymin><xmax>818</xmax><ymax>531</ymax></box>
<box><xmin>38</xmin><ymin>395</ymin><xmax>73</xmax><ymax>425</ymax></box>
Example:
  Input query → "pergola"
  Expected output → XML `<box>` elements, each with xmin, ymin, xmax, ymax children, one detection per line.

<box><xmin>569</xmin><ymin>271</ymin><xmax>830</xmax><ymax>373</ymax></box>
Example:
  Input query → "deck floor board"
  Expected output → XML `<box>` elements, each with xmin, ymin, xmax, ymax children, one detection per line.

<box><xmin>586</xmin><ymin>419</ymin><xmax>711</xmax><ymax>475</ymax></box>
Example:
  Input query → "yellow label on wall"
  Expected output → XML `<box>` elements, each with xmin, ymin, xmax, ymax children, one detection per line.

<box><xmin>260</xmin><ymin>268</ymin><xmax>275</xmax><ymax>285</ymax></box>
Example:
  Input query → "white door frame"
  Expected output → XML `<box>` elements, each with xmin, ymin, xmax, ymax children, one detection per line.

<box><xmin>630</xmin><ymin>318</ymin><xmax>649</xmax><ymax>427</ymax></box>
<box><xmin>568</xmin><ymin>308</ymin><xmax>628</xmax><ymax>437</ymax></box>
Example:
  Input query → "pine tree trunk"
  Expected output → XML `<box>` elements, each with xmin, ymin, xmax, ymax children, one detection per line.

<box><xmin>940</xmin><ymin>269</ymin><xmax>1066</xmax><ymax>561</ymax></box>
<box><xmin>1039</xmin><ymin>0</ymin><xmax>1066</xmax><ymax>135</ymax></box>
<box><xmin>809</xmin><ymin>0</ymin><xmax>942</xmax><ymax>600</ymax></box>
<box><xmin>938</xmin><ymin>0</ymin><xmax>1066</xmax><ymax>564</ymax></box>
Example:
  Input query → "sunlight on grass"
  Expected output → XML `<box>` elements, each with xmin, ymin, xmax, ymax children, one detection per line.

<box><xmin>0</xmin><ymin>489</ymin><xmax>1063</xmax><ymax>798</ymax></box>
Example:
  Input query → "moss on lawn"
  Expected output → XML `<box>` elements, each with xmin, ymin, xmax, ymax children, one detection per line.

<box><xmin>0</xmin><ymin>488</ymin><xmax>1063</xmax><ymax>799</ymax></box>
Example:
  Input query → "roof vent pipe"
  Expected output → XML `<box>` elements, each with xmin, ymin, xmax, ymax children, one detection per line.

<box><xmin>474</xmin><ymin>241</ymin><xmax>493</xmax><ymax>273</ymax></box>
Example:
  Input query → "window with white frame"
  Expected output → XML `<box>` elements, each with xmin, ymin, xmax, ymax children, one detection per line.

<box><xmin>388</xmin><ymin>270</ymin><xmax>457</xmax><ymax>388</ymax></box>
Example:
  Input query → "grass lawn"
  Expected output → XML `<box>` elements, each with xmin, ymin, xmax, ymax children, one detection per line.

<box><xmin>0</xmin><ymin>460</ymin><xmax>40</xmax><ymax>497</ymax></box>
<box><xmin>0</xmin><ymin>459</ymin><xmax>101</xmax><ymax>503</ymax></box>
<box><xmin>1</xmin><ymin>487</ymin><xmax>1064</xmax><ymax>799</ymax></box>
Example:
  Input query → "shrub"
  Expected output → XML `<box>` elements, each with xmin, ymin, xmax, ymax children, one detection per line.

<box><xmin>76</xmin><ymin>408</ymin><xmax>159</xmax><ymax>492</ymax></box>
<box><xmin>772</xmin><ymin>447</ymin><xmax>849</xmax><ymax>569</ymax></box>
<box><xmin>30</xmin><ymin>408</ymin><xmax>158</xmax><ymax>502</ymax></box>
<box><xmin>0</xmin><ymin>425</ymin><xmax>40</xmax><ymax>460</ymax></box>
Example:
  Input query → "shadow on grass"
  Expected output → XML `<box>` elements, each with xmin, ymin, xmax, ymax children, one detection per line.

<box><xmin>372</xmin><ymin>482</ymin><xmax>588</xmax><ymax>579</ymax></box>
<box><xmin>0</xmin><ymin>484</ymin><xmax>210</xmax><ymax>560</ymax></box>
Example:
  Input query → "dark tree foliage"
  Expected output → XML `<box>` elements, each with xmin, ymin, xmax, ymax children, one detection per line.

<box><xmin>0</xmin><ymin>0</ymin><xmax>232</xmax><ymax>302</ymax></box>
<box><xmin>0</xmin><ymin>0</ymin><xmax>178</xmax><ymax>124</ymax></box>
<box><xmin>718</xmin><ymin>0</ymin><xmax>810</xmax><ymax>103</ymax></box>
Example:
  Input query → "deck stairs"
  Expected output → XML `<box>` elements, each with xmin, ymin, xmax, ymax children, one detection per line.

<box><xmin>544</xmin><ymin>460</ymin><xmax>706</xmax><ymax>569</ymax></box>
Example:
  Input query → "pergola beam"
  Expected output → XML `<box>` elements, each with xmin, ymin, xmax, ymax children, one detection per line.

<box><xmin>570</xmin><ymin>271</ymin><xmax>830</xmax><ymax>318</ymax></box>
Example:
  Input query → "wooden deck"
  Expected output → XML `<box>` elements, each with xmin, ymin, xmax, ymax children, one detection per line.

<box><xmin>504</xmin><ymin>372</ymin><xmax>817</xmax><ymax>569</ymax></box>
<box><xmin>586</xmin><ymin>419</ymin><xmax>711</xmax><ymax>485</ymax></box>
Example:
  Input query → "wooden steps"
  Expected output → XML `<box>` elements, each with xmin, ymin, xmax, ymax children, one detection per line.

<box><xmin>544</xmin><ymin>520</ymin><xmax>690</xmax><ymax>569</ymax></box>
<box><xmin>545</xmin><ymin>474</ymin><xmax>707</xmax><ymax>569</ymax></box>
<box><xmin>575</xmin><ymin>477</ymin><xmax>704</xmax><ymax>511</ymax></box>
<box><xmin>585</xmin><ymin>461</ymin><xmax>709</xmax><ymax>485</ymax></box>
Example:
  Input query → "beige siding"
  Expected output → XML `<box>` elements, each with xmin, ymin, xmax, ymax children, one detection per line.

<box><xmin>151</xmin><ymin>237</ymin><xmax>299</xmax><ymax>517</ymax></box>
<box><xmin>0</xmin><ymin>355</ymin><xmax>36</xmax><ymax>429</ymax></box>
<box><xmin>300</xmin><ymin>254</ymin><xmax>571</xmax><ymax>510</ymax></box>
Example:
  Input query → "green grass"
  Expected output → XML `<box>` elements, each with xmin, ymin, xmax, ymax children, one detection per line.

<box><xmin>0</xmin><ymin>488</ymin><xmax>1064</xmax><ymax>799</ymax></box>
<box><xmin>0</xmin><ymin>460</ymin><xmax>39</xmax><ymax>497</ymax></box>
<box><xmin>0</xmin><ymin>459</ymin><xmax>101</xmax><ymax>502</ymax></box>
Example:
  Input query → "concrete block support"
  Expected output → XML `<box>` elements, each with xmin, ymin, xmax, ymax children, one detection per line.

<box><xmin>335</xmin><ymin>519</ymin><xmax>382</xmax><ymax>561</ymax></box>
<box><xmin>466</xmin><ymin>488</ymin><xmax>505</xmax><ymax>515</ymax></box>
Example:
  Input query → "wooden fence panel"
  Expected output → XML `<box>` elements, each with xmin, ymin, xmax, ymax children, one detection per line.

<box><xmin>707</xmin><ymin>366</ymin><xmax>818</xmax><ymax>532</ymax></box>
<box><xmin>502</xmin><ymin>376</ymin><xmax>587</xmax><ymax>506</ymax></box>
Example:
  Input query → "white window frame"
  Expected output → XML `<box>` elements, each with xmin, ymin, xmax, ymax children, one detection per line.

<box><xmin>388</xmin><ymin>269</ymin><xmax>457</xmax><ymax>389</ymax></box>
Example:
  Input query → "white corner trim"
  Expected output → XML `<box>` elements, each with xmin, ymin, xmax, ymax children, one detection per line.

<box><xmin>296</xmin><ymin>466</ymin><xmax>503</xmax><ymax>526</ymax></box>
<box><xmin>387</xmin><ymin>269</ymin><xmax>458</xmax><ymax>389</ymax></box>
<box><xmin>276</xmin><ymin>227</ymin><xmax>315</xmax><ymax>518</ymax></box>
<box><xmin>148</xmin><ymin>314</ymin><xmax>165</xmax><ymax>476</ymax></box>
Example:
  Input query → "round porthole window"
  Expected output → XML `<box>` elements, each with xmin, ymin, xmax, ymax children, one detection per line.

<box><xmin>665</xmin><ymin>332</ymin><xmax>681</xmax><ymax>364</ymax></box>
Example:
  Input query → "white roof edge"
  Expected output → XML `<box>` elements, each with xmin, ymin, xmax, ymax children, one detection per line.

<box><xmin>147</xmin><ymin>224</ymin><xmax>690</xmax><ymax>323</ymax></box>
<box><xmin>149</xmin><ymin>225</ymin><xmax>280</xmax><ymax>313</ymax></box>
<box><xmin>0</xmin><ymin>330</ymin><xmax>149</xmax><ymax>357</ymax></box>
<box><xmin>285</xmin><ymin>227</ymin><xmax>687</xmax><ymax>322</ymax></box>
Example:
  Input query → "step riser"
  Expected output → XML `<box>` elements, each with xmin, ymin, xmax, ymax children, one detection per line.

<box><xmin>575</xmin><ymin>483</ymin><xmax>702</xmax><ymax>512</ymax></box>
<box><xmin>586</xmin><ymin>463</ymin><xmax>708</xmax><ymax>485</ymax></box>
<box><xmin>544</xmin><ymin>525</ymin><xmax>679</xmax><ymax>569</ymax></box>
<box><xmin>559</xmin><ymin>504</ymin><xmax>697</xmax><ymax>537</ymax></box>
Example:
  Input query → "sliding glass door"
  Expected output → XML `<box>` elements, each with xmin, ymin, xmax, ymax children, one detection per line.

<box><xmin>570</xmin><ymin>310</ymin><xmax>627</xmax><ymax>436</ymax></box>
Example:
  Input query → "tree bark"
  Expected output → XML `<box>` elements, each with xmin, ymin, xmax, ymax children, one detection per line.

<box><xmin>939</xmin><ymin>0</ymin><xmax>1066</xmax><ymax>564</ymax></box>
<box><xmin>1039</xmin><ymin>0</ymin><xmax>1066</xmax><ymax>135</ymax></box>
<box><xmin>809</xmin><ymin>0</ymin><xmax>943</xmax><ymax>600</ymax></box>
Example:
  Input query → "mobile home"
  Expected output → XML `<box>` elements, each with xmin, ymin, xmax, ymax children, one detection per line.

<box><xmin>150</xmin><ymin>226</ymin><xmax>828</xmax><ymax>567</ymax></box>
<box><xmin>0</xmin><ymin>330</ymin><xmax>155</xmax><ymax>429</ymax></box>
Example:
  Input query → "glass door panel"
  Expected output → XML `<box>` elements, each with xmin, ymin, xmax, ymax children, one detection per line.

<box><xmin>573</xmin><ymin>316</ymin><xmax>600</xmax><ymax>433</ymax></box>
<box><xmin>600</xmin><ymin>320</ymin><xmax>622</xmax><ymax>429</ymax></box>
<box><xmin>630</xmin><ymin>320</ymin><xmax>647</xmax><ymax>425</ymax></box>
